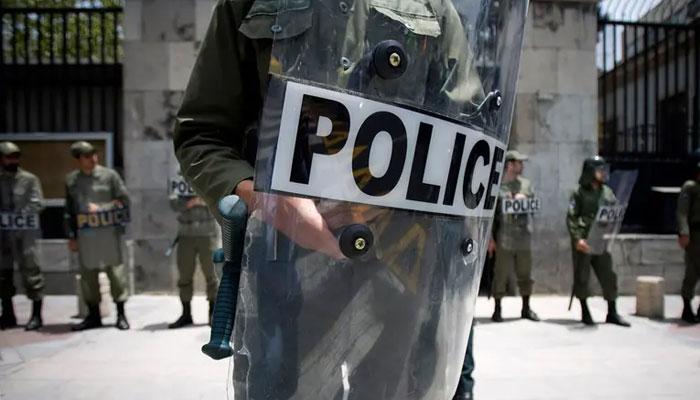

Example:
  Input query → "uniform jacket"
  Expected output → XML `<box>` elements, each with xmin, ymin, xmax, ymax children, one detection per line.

<box><xmin>566</xmin><ymin>183</ymin><xmax>617</xmax><ymax>242</ymax></box>
<box><xmin>677</xmin><ymin>179</ymin><xmax>700</xmax><ymax>236</ymax></box>
<box><xmin>0</xmin><ymin>168</ymin><xmax>44</xmax><ymax>214</ymax></box>
<box><xmin>169</xmin><ymin>195</ymin><xmax>218</xmax><ymax>237</ymax></box>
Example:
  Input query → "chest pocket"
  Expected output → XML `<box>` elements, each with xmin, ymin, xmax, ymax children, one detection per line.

<box><xmin>369</xmin><ymin>0</ymin><xmax>441</xmax><ymax>37</ymax></box>
<box><xmin>239</xmin><ymin>0</ymin><xmax>313</xmax><ymax>40</ymax></box>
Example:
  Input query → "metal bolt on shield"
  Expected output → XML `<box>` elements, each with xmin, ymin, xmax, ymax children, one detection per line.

<box><xmin>354</xmin><ymin>237</ymin><xmax>367</xmax><ymax>251</ymax></box>
<box><xmin>389</xmin><ymin>52</ymin><xmax>401</xmax><ymax>67</ymax></box>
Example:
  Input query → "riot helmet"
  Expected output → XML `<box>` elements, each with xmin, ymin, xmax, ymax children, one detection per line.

<box><xmin>579</xmin><ymin>155</ymin><xmax>609</xmax><ymax>187</ymax></box>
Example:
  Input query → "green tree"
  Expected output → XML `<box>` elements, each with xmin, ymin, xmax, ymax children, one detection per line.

<box><xmin>2</xmin><ymin>0</ymin><xmax>123</xmax><ymax>64</ymax></box>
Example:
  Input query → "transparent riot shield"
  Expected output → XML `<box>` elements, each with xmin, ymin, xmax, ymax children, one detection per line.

<box><xmin>230</xmin><ymin>1</ymin><xmax>529</xmax><ymax>399</ymax></box>
<box><xmin>495</xmin><ymin>180</ymin><xmax>541</xmax><ymax>251</ymax></box>
<box><xmin>586</xmin><ymin>170</ymin><xmax>638</xmax><ymax>255</ymax></box>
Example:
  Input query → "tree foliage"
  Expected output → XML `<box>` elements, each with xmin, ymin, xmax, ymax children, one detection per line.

<box><xmin>2</xmin><ymin>0</ymin><xmax>123</xmax><ymax>64</ymax></box>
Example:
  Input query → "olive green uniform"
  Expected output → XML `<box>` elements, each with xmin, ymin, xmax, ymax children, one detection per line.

<box><xmin>492</xmin><ymin>176</ymin><xmax>534</xmax><ymax>299</ymax></box>
<box><xmin>566</xmin><ymin>184</ymin><xmax>619</xmax><ymax>301</ymax></box>
<box><xmin>0</xmin><ymin>168</ymin><xmax>45</xmax><ymax>301</ymax></box>
<box><xmin>65</xmin><ymin>165</ymin><xmax>130</xmax><ymax>305</ymax></box>
<box><xmin>169</xmin><ymin>196</ymin><xmax>219</xmax><ymax>302</ymax></box>
<box><xmin>677</xmin><ymin>179</ymin><xmax>700</xmax><ymax>300</ymax></box>
<box><xmin>174</xmin><ymin>0</ymin><xmax>482</xmax><ymax>214</ymax></box>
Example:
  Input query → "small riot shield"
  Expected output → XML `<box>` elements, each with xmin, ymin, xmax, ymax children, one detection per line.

<box><xmin>586</xmin><ymin>170</ymin><xmax>638</xmax><ymax>255</ymax></box>
<box><xmin>227</xmin><ymin>1</ymin><xmax>529</xmax><ymax>399</ymax></box>
<box><xmin>495</xmin><ymin>179</ymin><xmax>541</xmax><ymax>251</ymax></box>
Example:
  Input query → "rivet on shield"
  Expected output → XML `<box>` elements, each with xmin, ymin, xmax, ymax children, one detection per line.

<box><xmin>389</xmin><ymin>52</ymin><xmax>401</xmax><ymax>67</ymax></box>
<box><xmin>339</xmin><ymin>2</ymin><xmax>349</xmax><ymax>13</ymax></box>
<box><xmin>354</xmin><ymin>237</ymin><xmax>367</xmax><ymax>251</ymax></box>
<box><xmin>461</xmin><ymin>239</ymin><xmax>474</xmax><ymax>256</ymax></box>
<box><xmin>340</xmin><ymin>57</ymin><xmax>351</xmax><ymax>70</ymax></box>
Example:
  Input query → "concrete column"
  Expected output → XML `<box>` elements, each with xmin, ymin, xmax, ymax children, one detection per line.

<box><xmin>512</xmin><ymin>0</ymin><xmax>600</xmax><ymax>293</ymax></box>
<box><xmin>122</xmin><ymin>0</ymin><xmax>216</xmax><ymax>292</ymax></box>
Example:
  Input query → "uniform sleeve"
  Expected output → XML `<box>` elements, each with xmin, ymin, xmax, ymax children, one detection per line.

<box><xmin>22</xmin><ymin>175</ymin><xmax>45</xmax><ymax>214</ymax></box>
<box><xmin>173</xmin><ymin>0</ymin><xmax>255</xmax><ymax>212</ymax></box>
<box><xmin>438</xmin><ymin>1</ymin><xmax>485</xmax><ymax>107</ymax></box>
<box><xmin>169</xmin><ymin>195</ymin><xmax>189</xmax><ymax>213</ymax></box>
<box><xmin>566</xmin><ymin>189</ymin><xmax>584</xmax><ymax>241</ymax></box>
<box><xmin>677</xmin><ymin>181</ymin><xmax>693</xmax><ymax>236</ymax></box>
<box><xmin>111</xmin><ymin>171</ymin><xmax>130</xmax><ymax>208</ymax></box>
<box><xmin>64</xmin><ymin>180</ymin><xmax>77</xmax><ymax>239</ymax></box>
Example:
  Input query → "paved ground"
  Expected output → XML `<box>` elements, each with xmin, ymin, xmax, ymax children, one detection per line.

<box><xmin>0</xmin><ymin>295</ymin><xmax>699</xmax><ymax>400</ymax></box>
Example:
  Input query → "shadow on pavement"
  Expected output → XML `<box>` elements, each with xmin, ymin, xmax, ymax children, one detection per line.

<box><xmin>39</xmin><ymin>323</ymin><xmax>81</xmax><ymax>334</ymax></box>
<box><xmin>140</xmin><ymin>322</ymin><xmax>209</xmax><ymax>331</ymax></box>
<box><xmin>639</xmin><ymin>316</ymin><xmax>700</xmax><ymax>328</ymax></box>
<box><xmin>474</xmin><ymin>317</ymin><xmax>520</xmax><ymax>325</ymax></box>
<box><xmin>542</xmin><ymin>318</ymin><xmax>599</xmax><ymax>331</ymax></box>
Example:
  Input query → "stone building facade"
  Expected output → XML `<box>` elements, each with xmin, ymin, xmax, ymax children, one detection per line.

<box><xmin>112</xmin><ymin>0</ymin><xmax>684</xmax><ymax>296</ymax></box>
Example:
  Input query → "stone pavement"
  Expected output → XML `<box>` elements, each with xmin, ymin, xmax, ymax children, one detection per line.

<box><xmin>0</xmin><ymin>295</ymin><xmax>699</xmax><ymax>400</ymax></box>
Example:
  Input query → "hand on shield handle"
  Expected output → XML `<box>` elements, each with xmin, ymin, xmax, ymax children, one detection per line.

<box><xmin>679</xmin><ymin>235</ymin><xmax>690</xmax><ymax>249</ymax></box>
<box><xmin>514</xmin><ymin>193</ymin><xmax>527</xmax><ymax>200</ymax></box>
<box><xmin>235</xmin><ymin>180</ymin><xmax>345</xmax><ymax>260</ymax></box>
<box><xmin>576</xmin><ymin>239</ymin><xmax>591</xmax><ymax>254</ymax></box>
<box><xmin>68</xmin><ymin>239</ymin><xmax>78</xmax><ymax>253</ymax></box>
<box><xmin>488</xmin><ymin>238</ymin><xmax>497</xmax><ymax>257</ymax></box>
<box><xmin>186</xmin><ymin>197</ymin><xmax>203</xmax><ymax>209</ymax></box>
<box><xmin>87</xmin><ymin>203</ymin><xmax>100</xmax><ymax>213</ymax></box>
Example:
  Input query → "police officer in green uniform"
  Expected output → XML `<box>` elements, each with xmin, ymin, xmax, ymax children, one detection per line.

<box><xmin>0</xmin><ymin>142</ymin><xmax>45</xmax><ymax>330</ymax></box>
<box><xmin>677</xmin><ymin>149</ymin><xmax>700</xmax><ymax>324</ymax></box>
<box><xmin>168</xmin><ymin>194</ymin><xmax>219</xmax><ymax>328</ymax></box>
<box><xmin>566</xmin><ymin>156</ymin><xmax>629</xmax><ymax>327</ymax></box>
<box><xmin>490</xmin><ymin>150</ymin><xmax>539</xmax><ymax>322</ymax></box>
<box><xmin>65</xmin><ymin>141</ymin><xmax>130</xmax><ymax>331</ymax></box>
<box><xmin>174</xmin><ymin>1</ymin><xmax>495</xmax><ymax>398</ymax></box>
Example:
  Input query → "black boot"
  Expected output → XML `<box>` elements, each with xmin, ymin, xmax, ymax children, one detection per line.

<box><xmin>681</xmin><ymin>298</ymin><xmax>697</xmax><ymax>323</ymax></box>
<box><xmin>72</xmin><ymin>304</ymin><xmax>102</xmax><ymax>331</ymax></box>
<box><xmin>169</xmin><ymin>301</ymin><xmax>193</xmax><ymax>329</ymax></box>
<box><xmin>0</xmin><ymin>297</ymin><xmax>17</xmax><ymax>330</ymax></box>
<box><xmin>606</xmin><ymin>300</ymin><xmax>631</xmax><ymax>327</ymax></box>
<box><xmin>491</xmin><ymin>299</ymin><xmax>503</xmax><ymax>322</ymax></box>
<box><xmin>115</xmin><ymin>302</ymin><xmax>129</xmax><ymax>330</ymax></box>
<box><xmin>25</xmin><ymin>299</ymin><xmax>43</xmax><ymax>331</ymax></box>
<box><xmin>521</xmin><ymin>296</ymin><xmax>540</xmax><ymax>321</ymax></box>
<box><xmin>580</xmin><ymin>298</ymin><xmax>595</xmax><ymax>325</ymax></box>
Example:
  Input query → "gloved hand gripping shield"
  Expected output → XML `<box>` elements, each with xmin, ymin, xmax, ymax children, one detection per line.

<box><xmin>229</xmin><ymin>1</ymin><xmax>528</xmax><ymax>399</ymax></box>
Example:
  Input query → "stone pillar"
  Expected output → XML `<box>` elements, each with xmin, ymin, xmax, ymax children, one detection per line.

<box><xmin>122</xmin><ymin>0</ymin><xmax>216</xmax><ymax>292</ymax></box>
<box><xmin>511</xmin><ymin>0</ymin><xmax>599</xmax><ymax>293</ymax></box>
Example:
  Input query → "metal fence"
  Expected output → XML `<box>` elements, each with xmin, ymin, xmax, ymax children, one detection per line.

<box><xmin>598</xmin><ymin>19</ymin><xmax>699</xmax><ymax>159</ymax></box>
<box><xmin>598</xmin><ymin>14</ymin><xmax>696</xmax><ymax>233</ymax></box>
<box><xmin>0</xmin><ymin>6</ymin><xmax>123</xmax><ymax>152</ymax></box>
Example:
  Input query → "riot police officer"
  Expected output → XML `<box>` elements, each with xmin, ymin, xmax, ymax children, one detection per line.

<box><xmin>175</xmin><ymin>0</ymin><xmax>528</xmax><ymax>399</ymax></box>
<box><xmin>490</xmin><ymin>150</ymin><xmax>539</xmax><ymax>322</ymax></box>
<box><xmin>168</xmin><ymin>193</ymin><xmax>219</xmax><ymax>328</ymax></box>
<box><xmin>677</xmin><ymin>149</ymin><xmax>700</xmax><ymax>323</ymax></box>
<box><xmin>0</xmin><ymin>142</ymin><xmax>45</xmax><ymax>330</ymax></box>
<box><xmin>65</xmin><ymin>141</ymin><xmax>131</xmax><ymax>331</ymax></box>
<box><xmin>566</xmin><ymin>156</ymin><xmax>630</xmax><ymax>327</ymax></box>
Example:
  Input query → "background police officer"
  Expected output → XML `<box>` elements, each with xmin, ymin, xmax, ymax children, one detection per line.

<box><xmin>677</xmin><ymin>149</ymin><xmax>700</xmax><ymax>324</ymax></box>
<box><xmin>566</xmin><ymin>156</ymin><xmax>629</xmax><ymax>327</ymax></box>
<box><xmin>65</xmin><ymin>141</ymin><xmax>130</xmax><ymax>330</ymax></box>
<box><xmin>0</xmin><ymin>142</ymin><xmax>45</xmax><ymax>330</ymax></box>
<box><xmin>168</xmin><ymin>193</ymin><xmax>219</xmax><ymax>328</ymax></box>
<box><xmin>490</xmin><ymin>150</ymin><xmax>539</xmax><ymax>322</ymax></box>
